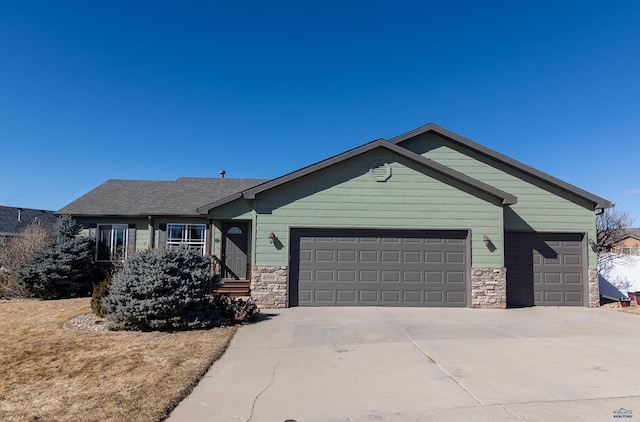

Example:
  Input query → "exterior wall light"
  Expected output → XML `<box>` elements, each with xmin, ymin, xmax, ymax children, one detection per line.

<box><xmin>483</xmin><ymin>234</ymin><xmax>490</xmax><ymax>247</ymax></box>
<box><xmin>268</xmin><ymin>232</ymin><xmax>276</xmax><ymax>244</ymax></box>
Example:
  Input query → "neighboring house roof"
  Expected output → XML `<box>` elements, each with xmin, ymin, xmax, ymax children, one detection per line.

<box><xmin>612</xmin><ymin>228</ymin><xmax>640</xmax><ymax>243</ymax></box>
<box><xmin>389</xmin><ymin>123</ymin><xmax>612</xmax><ymax>210</ymax></box>
<box><xmin>57</xmin><ymin>177</ymin><xmax>267</xmax><ymax>217</ymax></box>
<box><xmin>196</xmin><ymin>139</ymin><xmax>518</xmax><ymax>213</ymax></box>
<box><xmin>0</xmin><ymin>206</ymin><xmax>58</xmax><ymax>236</ymax></box>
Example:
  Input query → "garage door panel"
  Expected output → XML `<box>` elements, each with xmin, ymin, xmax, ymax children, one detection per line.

<box><xmin>446</xmin><ymin>252</ymin><xmax>465</xmax><ymax>263</ymax></box>
<box><xmin>447</xmin><ymin>272</ymin><xmax>465</xmax><ymax>283</ymax></box>
<box><xmin>425</xmin><ymin>291</ymin><xmax>444</xmax><ymax>303</ymax></box>
<box><xmin>425</xmin><ymin>252</ymin><xmax>443</xmax><ymax>263</ymax></box>
<box><xmin>447</xmin><ymin>291</ymin><xmax>466</xmax><ymax>304</ymax></box>
<box><xmin>359</xmin><ymin>270</ymin><xmax>378</xmax><ymax>282</ymax></box>
<box><xmin>315</xmin><ymin>270</ymin><xmax>334</xmax><ymax>282</ymax></box>
<box><xmin>299</xmin><ymin>290</ymin><xmax>311</xmax><ymax>301</ymax></box>
<box><xmin>381</xmin><ymin>251</ymin><xmax>401</xmax><ymax>262</ymax></box>
<box><xmin>563</xmin><ymin>255</ymin><xmax>581</xmax><ymax>266</ymax></box>
<box><xmin>565</xmin><ymin>273</ymin><xmax>581</xmax><ymax>284</ymax></box>
<box><xmin>506</xmin><ymin>233</ymin><xmax>585</xmax><ymax>307</ymax></box>
<box><xmin>403</xmin><ymin>251</ymin><xmax>422</xmax><ymax>263</ymax></box>
<box><xmin>359</xmin><ymin>250</ymin><xmax>378</xmax><ymax>261</ymax></box>
<box><xmin>337</xmin><ymin>250</ymin><xmax>356</xmax><ymax>262</ymax></box>
<box><xmin>337</xmin><ymin>270</ymin><xmax>355</xmax><ymax>282</ymax></box>
<box><xmin>314</xmin><ymin>291</ymin><xmax>334</xmax><ymax>302</ymax></box>
<box><xmin>359</xmin><ymin>291</ymin><xmax>378</xmax><ymax>301</ymax></box>
<box><xmin>337</xmin><ymin>290</ymin><xmax>356</xmax><ymax>302</ymax></box>
<box><xmin>404</xmin><ymin>291</ymin><xmax>422</xmax><ymax>302</ymax></box>
<box><xmin>564</xmin><ymin>291</ymin><xmax>583</xmax><ymax>304</ymax></box>
<box><xmin>403</xmin><ymin>271</ymin><xmax>421</xmax><ymax>282</ymax></box>
<box><xmin>291</xmin><ymin>229</ymin><xmax>468</xmax><ymax>307</ymax></box>
<box><xmin>381</xmin><ymin>290</ymin><xmax>400</xmax><ymax>302</ymax></box>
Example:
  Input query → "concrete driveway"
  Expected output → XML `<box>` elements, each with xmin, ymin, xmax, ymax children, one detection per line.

<box><xmin>169</xmin><ymin>307</ymin><xmax>640</xmax><ymax>422</ymax></box>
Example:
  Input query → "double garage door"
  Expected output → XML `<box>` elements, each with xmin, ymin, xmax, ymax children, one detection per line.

<box><xmin>289</xmin><ymin>229</ymin><xmax>468</xmax><ymax>307</ymax></box>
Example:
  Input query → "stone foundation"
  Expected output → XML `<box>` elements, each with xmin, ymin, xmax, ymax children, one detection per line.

<box><xmin>588</xmin><ymin>268</ymin><xmax>599</xmax><ymax>308</ymax></box>
<box><xmin>471</xmin><ymin>267</ymin><xmax>507</xmax><ymax>309</ymax></box>
<box><xmin>250</xmin><ymin>266</ymin><xmax>288</xmax><ymax>308</ymax></box>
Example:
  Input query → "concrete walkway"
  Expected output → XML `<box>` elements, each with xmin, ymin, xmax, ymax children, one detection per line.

<box><xmin>168</xmin><ymin>307</ymin><xmax>640</xmax><ymax>422</ymax></box>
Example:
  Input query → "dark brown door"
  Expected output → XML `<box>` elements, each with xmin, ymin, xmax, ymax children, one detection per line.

<box><xmin>222</xmin><ymin>222</ymin><xmax>249</xmax><ymax>279</ymax></box>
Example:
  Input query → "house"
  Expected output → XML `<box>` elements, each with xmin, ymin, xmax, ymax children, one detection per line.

<box><xmin>58</xmin><ymin>123</ymin><xmax>611</xmax><ymax>309</ymax></box>
<box><xmin>0</xmin><ymin>205</ymin><xmax>58</xmax><ymax>242</ymax></box>
<box><xmin>611</xmin><ymin>228</ymin><xmax>640</xmax><ymax>255</ymax></box>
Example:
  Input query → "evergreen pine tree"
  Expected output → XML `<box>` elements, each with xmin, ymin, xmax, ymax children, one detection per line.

<box><xmin>103</xmin><ymin>247</ymin><xmax>221</xmax><ymax>331</ymax></box>
<box><xmin>16</xmin><ymin>215</ymin><xmax>101</xmax><ymax>299</ymax></box>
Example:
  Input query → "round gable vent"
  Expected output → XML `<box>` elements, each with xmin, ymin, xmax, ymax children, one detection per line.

<box><xmin>369</xmin><ymin>160</ymin><xmax>391</xmax><ymax>182</ymax></box>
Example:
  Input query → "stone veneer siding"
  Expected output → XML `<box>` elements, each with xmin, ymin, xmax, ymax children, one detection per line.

<box><xmin>588</xmin><ymin>268</ymin><xmax>599</xmax><ymax>308</ymax></box>
<box><xmin>251</xmin><ymin>266</ymin><xmax>288</xmax><ymax>308</ymax></box>
<box><xmin>471</xmin><ymin>267</ymin><xmax>507</xmax><ymax>309</ymax></box>
<box><xmin>249</xmin><ymin>265</ymin><xmax>595</xmax><ymax>308</ymax></box>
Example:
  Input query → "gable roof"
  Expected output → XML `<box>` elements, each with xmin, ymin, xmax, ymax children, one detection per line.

<box><xmin>58</xmin><ymin>177</ymin><xmax>267</xmax><ymax>217</ymax></box>
<box><xmin>613</xmin><ymin>228</ymin><xmax>640</xmax><ymax>243</ymax></box>
<box><xmin>0</xmin><ymin>206</ymin><xmax>58</xmax><ymax>236</ymax></box>
<box><xmin>390</xmin><ymin>123</ymin><xmax>612</xmax><ymax>210</ymax></box>
<box><xmin>197</xmin><ymin>139</ymin><xmax>517</xmax><ymax>213</ymax></box>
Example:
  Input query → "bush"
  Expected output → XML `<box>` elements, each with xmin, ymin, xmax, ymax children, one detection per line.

<box><xmin>0</xmin><ymin>270</ymin><xmax>30</xmax><ymax>299</ymax></box>
<box><xmin>91</xmin><ymin>277</ymin><xmax>112</xmax><ymax>318</ymax></box>
<box><xmin>103</xmin><ymin>247</ymin><xmax>222</xmax><ymax>331</ymax></box>
<box><xmin>0</xmin><ymin>222</ymin><xmax>49</xmax><ymax>298</ymax></box>
<box><xmin>15</xmin><ymin>216</ymin><xmax>102</xmax><ymax>299</ymax></box>
<box><xmin>213</xmin><ymin>296</ymin><xmax>259</xmax><ymax>324</ymax></box>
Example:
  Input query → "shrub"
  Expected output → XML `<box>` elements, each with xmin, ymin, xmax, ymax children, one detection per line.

<box><xmin>103</xmin><ymin>247</ymin><xmax>222</xmax><ymax>331</ymax></box>
<box><xmin>0</xmin><ymin>222</ymin><xmax>49</xmax><ymax>298</ymax></box>
<box><xmin>213</xmin><ymin>296</ymin><xmax>259</xmax><ymax>324</ymax></box>
<box><xmin>15</xmin><ymin>216</ymin><xmax>102</xmax><ymax>299</ymax></box>
<box><xmin>0</xmin><ymin>270</ymin><xmax>30</xmax><ymax>299</ymax></box>
<box><xmin>91</xmin><ymin>277</ymin><xmax>112</xmax><ymax>318</ymax></box>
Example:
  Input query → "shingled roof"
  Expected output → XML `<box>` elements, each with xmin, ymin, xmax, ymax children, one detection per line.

<box><xmin>616</xmin><ymin>228</ymin><xmax>640</xmax><ymax>241</ymax></box>
<box><xmin>57</xmin><ymin>177</ymin><xmax>267</xmax><ymax>216</ymax></box>
<box><xmin>0</xmin><ymin>206</ymin><xmax>58</xmax><ymax>236</ymax></box>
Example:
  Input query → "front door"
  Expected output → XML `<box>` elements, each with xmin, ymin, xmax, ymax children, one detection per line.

<box><xmin>222</xmin><ymin>222</ymin><xmax>249</xmax><ymax>279</ymax></box>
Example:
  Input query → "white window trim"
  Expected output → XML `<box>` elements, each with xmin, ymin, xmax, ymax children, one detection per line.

<box><xmin>166</xmin><ymin>223</ymin><xmax>207</xmax><ymax>255</ymax></box>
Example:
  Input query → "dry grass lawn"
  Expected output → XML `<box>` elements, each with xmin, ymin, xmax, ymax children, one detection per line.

<box><xmin>620</xmin><ymin>300</ymin><xmax>640</xmax><ymax>315</ymax></box>
<box><xmin>0</xmin><ymin>298</ymin><xmax>236</xmax><ymax>422</ymax></box>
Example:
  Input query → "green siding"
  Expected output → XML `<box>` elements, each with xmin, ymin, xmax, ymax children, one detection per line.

<box><xmin>252</xmin><ymin>149</ymin><xmax>504</xmax><ymax>268</ymax></box>
<box><xmin>400</xmin><ymin>132</ymin><xmax>598</xmax><ymax>268</ymax></box>
<box><xmin>207</xmin><ymin>200</ymin><xmax>254</xmax><ymax>221</ymax></box>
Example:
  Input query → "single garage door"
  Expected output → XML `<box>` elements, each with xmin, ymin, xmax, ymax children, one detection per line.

<box><xmin>289</xmin><ymin>229</ymin><xmax>468</xmax><ymax>307</ymax></box>
<box><xmin>505</xmin><ymin>233</ymin><xmax>585</xmax><ymax>307</ymax></box>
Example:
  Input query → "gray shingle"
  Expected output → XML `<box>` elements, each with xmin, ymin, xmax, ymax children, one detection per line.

<box><xmin>0</xmin><ymin>206</ymin><xmax>58</xmax><ymax>235</ymax></box>
<box><xmin>57</xmin><ymin>177</ymin><xmax>267</xmax><ymax>216</ymax></box>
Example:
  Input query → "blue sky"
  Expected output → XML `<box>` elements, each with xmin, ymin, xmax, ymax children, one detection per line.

<box><xmin>1</xmin><ymin>1</ymin><xmax>639</xmax><ymax>221</ymax></box>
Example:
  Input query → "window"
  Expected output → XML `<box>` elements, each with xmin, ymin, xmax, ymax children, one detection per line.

<box><xmin>227</xmin><ymin>226</ymin><xmax>242</xmax><ymax>235</ymax></box>
<box><xmin>166</xmin><ymin>224</ymin><xmax>207</xmax><ymax>255</ymax></box>
<box><xmin>97</xmin><ymin>224</ymin><xmax>128</xmax><ymax>262</ymax></box>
